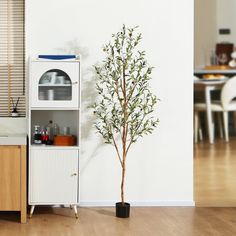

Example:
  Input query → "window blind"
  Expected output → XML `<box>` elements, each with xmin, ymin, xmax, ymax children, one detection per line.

<box><xmin>0</xmin><ymin>0</ymin><xmax>25</xmax><ymax>117</ymax></box>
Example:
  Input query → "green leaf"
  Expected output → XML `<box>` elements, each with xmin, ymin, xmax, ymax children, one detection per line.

<box><xmin>91</xmin><ymin>24</ymin><xmax>159</xmax><ymax>147</ymax></box>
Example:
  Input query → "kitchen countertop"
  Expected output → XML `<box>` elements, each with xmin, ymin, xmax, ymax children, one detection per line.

<box><xmin>0</xmin><ymin>133</ymin><xmax>27</xmax><ymax>145</ymax></box>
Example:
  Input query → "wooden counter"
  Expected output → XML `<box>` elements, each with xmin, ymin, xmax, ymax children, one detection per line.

<box><xmin>0</xmin><ymin>145</ymin><xmax>27</xmax><ymax>223</ymax></box>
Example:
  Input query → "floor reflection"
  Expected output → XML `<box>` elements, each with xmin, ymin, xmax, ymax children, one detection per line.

<box><xmin>194</xmin><ymin>138</ymin><xmax>236</xmax><ymax>206</ymax></box>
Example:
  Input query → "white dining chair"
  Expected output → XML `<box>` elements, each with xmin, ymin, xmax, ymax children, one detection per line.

<box><xmin>194</xmin><ymin>76</ymin><xmax>236</xmax><ymax>142</ymax></box>
<box><xmin>194</xmin><ymin>76</ymin><xmax>205</xmax><ymax>143</ymax></box>
<box><xmin>194</xmin><ymin>109</ymin><xmax>223</xmax><ymax>143</ymax></box>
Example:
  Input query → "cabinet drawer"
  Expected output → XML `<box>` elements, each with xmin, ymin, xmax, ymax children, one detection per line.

<box><xmin>29</xmin><ymin>149</ymin><xmax>78</xmax><ymax>204</ymax></box>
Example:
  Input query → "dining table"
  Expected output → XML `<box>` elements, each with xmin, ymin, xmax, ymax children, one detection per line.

<box><xmin>194</xmin><ymin>65</ymin><xmax>236</xmax><ymax>77</ymax></box>
<box><xmin>194</xmin><ymin>66</ymin><xmax>236</xmax><ymax>143</ymax></box>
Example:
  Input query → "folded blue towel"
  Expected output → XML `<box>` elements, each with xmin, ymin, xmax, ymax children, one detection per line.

<box><xmin>38</xmin><ymin>55</ymin><xmax>76</xmax><ymax>60</ymax></box>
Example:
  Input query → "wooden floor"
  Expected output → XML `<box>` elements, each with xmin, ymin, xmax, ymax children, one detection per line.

<box><xmin>1</xmin><ymin>207</ymin><xmax>236</xmax><ymax>235</ymax></box>
<box><xmin>1</xmin><ymin>139</ymin><xmax>236</xmax><ymax>234</ymax></box>
<box><xmin>195</xmin><ymin>137</ymin><xmax>236</xmax><ymax>206</ymax></box>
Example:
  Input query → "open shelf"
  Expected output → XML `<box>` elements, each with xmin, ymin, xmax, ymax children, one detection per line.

<box><xmin>30</xmin><ymin>110</ymin><xmax>80</xmax><ymax>146</ymax></box>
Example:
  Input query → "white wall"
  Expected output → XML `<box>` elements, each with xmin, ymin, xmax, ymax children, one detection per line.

<box><xmin>194</xmin><ymin>0</ymin><xmax>217</xmax><ymax>67</ymax></box>
<box><xmin>25</xmin><ymin>0</ymin><xmax>193</xmax><ymax>206</ymax></box>
<box><xmin>217</xmin><ymin>0</ymin><xmax>236</xmax><ymax>44</ymax></box>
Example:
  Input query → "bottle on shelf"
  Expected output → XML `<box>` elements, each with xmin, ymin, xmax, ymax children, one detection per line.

<box><xmin>46</xmin><ymin>120</ymin><xmax>54</xmax><ymax>144</ymax></box>
<box><xmin>33</xmin><ymin>125</ymin><xmax>42</xmax><ymax>144</ymax></box>
<box><xmin>53</xmin><ymin>123</ymin><xmax>59</xmax><ymax>137</ymax></box>
<box><xmin>41</xmin><ymin>126</ymin><xmax>49</xmax><ymax>145</ymax></box>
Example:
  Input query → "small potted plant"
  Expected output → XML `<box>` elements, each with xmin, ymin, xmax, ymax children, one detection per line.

<box><xmin>92</xmin><ymin>25</ymin><xmax>158</xmax><ymax>218</ymax></box>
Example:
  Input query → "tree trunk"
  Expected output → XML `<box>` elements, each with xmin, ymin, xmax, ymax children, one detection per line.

<box><xmin>121</xmin><ymin>161</ymin><xmax>126</xmax><ymax>206</ymax></box>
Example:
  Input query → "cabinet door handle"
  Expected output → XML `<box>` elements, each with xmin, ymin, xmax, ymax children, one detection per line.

<box><xmin>72</xmin><ymin>81</ymin><xmax>78</xmax><ymax>85</ymax></box>
<box><xmin>71</xmin><ymin>173</ymin><xmax>77</xmax><ymax>176</ymax></box>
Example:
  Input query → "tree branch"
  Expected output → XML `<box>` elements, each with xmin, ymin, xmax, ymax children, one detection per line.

<box><xmin>126</xmin><ymin>139</ymin><xmax>133</xmax><ymax>155</ymax></box>
<box><xmin>112</xmin><ymin>134</ymin><xmax>123</xmax><ymax>166</ymax></box>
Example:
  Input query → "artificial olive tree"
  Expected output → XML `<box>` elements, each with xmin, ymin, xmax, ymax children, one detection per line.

<box><xmin>92</xmin><ymin>25</ymin><xmax>158</xmax><ymax>206</ymax></box>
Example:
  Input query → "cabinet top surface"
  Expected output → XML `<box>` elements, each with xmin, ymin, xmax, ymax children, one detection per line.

<box><xmin>0</xmin><ymin>134</ymin><xmax>27</xmax><ymax>145</ymax></box>
<box><xmin>30</xmin><ymin>55</ymin><xmax>80</xmax><ymax>62</ymax></box>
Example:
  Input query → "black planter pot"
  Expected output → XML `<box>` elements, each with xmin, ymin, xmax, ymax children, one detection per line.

<box><xmin>116</xmin><ymin>202</ymin><xmax>130</xmax><ymax>218</ymax></box>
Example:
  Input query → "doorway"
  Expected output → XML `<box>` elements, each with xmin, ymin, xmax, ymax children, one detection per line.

<box><xmin>194</xmin><ymin>0</ymin><xmax>236</xmax><ymax>206</ymax></box>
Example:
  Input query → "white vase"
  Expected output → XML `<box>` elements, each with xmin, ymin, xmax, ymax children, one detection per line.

<box><xmin>50</xmin><ymin>72</ymin><xmax>57</xmax><ymax>84</ymax></box>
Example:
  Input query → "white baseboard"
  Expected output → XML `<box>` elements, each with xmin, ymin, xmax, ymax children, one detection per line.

<box><xmin>79</xmin><ymin>200</ymin><xmax>195</xmax><ymax>207</ymax></box>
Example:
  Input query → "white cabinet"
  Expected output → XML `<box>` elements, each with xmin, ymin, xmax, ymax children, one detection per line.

<box><xmin>30</xmin><ymin>60</ymin><xmax>80</xmax><ymax>108</ymax></box>
<box><xmin>30</xmin><ymin>149</ymin><xmax>78</xmax><ymax>204</ymax></box>
<box><xmin>28</xmin><ymin>56</ymin><xmax>80</xmax><ymax>219</ymax></box>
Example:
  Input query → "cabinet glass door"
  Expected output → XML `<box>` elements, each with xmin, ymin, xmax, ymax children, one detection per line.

<box><xmin>38</xmin><ymin>69</ymin><xmax>72</xmax><ymax>101</ymax></box>
<box><xmin>31</xmin><ymin>61</ymin><xmax>79</xmax><ymax>108</ymax></box>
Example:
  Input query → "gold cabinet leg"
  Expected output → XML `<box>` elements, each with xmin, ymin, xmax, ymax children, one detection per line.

<box><xmin>29</xmin><ymin>205</ymin><xmax>35</xmax><ymax>218</ymax></box>
<box><xmin>73</xmin><ymin>205</ymin><xmax>78</xmax><ymax>219</ymax></box>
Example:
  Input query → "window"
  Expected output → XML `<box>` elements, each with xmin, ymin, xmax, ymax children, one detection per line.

<box><xmin>0</xmin><ymin>0</ymin><xmax>25</xmax><ymax>117</ymax></box>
